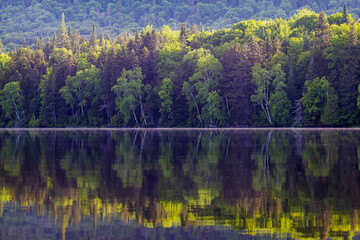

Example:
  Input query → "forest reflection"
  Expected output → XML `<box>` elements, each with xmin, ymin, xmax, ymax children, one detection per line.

<box><xmin>0</xmin><ymin>129</ymin><xmax>360</xmax><ymax>239</ymax></box>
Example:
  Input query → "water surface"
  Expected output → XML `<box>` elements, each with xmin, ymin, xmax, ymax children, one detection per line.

<box><xmin>0</xmin><ymin>129</ymin><xmax>360</xmax><ymax>239</ymax></box>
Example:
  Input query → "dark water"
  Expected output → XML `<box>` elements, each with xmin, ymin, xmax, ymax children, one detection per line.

<box><xmin>1</xmin><ymin>129</ymin><xmax>360</xmax><ymax>240</ymax></box>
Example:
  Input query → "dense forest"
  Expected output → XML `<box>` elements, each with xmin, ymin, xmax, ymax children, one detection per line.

<box><xmin>1</xmin><ymin>0</ymin><xmax>360</xmax><ymax>50</ymax></box>
<box><xmin>0</xmin><ymin>7</ymin><xmax>359</xmax><ymax>127</ymax></box>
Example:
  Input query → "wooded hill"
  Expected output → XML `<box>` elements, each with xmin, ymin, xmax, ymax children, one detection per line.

<box><xmin>0</xmin><ymin>7</ymin><xmax>359</xmax><ymax>127</ymax></box>
<box><xmin>1</xmin><ymin>0</ymin><xmax>360</xmax><ymax>50</ymax></box>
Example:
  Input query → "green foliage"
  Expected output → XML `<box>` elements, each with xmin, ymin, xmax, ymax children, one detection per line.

<box><xmin>183</xmin><ymin>50</ymin><xmax>224</xmax><ymax>126</ymax></box>
<box><xmin>1</xmin><ymin>0</ymin><xmax>358</xmax><ymax>51</ymax></box>
<box><xmin>301</xmin><ymin>77</ymin><xmax>329</xmax><ymax>126</ymax></box>
<box><xmin>251</xmin><ymin>63</ymin><xmax>288</xmax><ymax>126</ymax></box>
<box><xmin>269</xmin><ymin>91</ymin><xmax>292</xmax><ymax>127</ymax></box>
<box><xmin>0</xmin><ymin>82</ymin><xmax>25</xmax><ymax>126</ymax></box>
<box><xmin>112</xmin><ymin>67</ymin><xmax>147</xmax><ymax>126</ymax></box>
<box><xmin>158</xmin><ymin>78</ymin><xmax>174</xmax><ymax>120</ymax></box>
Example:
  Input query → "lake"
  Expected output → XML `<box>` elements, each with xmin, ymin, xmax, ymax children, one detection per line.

<box><xmin>1</xmin><ymin>129</ymin><xmax>360</xmax><ymax>240</ymax></box>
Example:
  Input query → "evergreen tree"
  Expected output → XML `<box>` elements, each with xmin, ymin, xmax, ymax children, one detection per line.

<box><xmin>99</xmin><ymin>28</ymin><xmax>105</xmax><ymax>48</ymax></box>
<box><xmin>180</xmin><ymin>23</ymin><xmax>188</xmax><ymax>44</ymax></box>
<box><xmin>342</xmin><ymin>3</ymin><xmax>351</xmax><ymax>24</ymax></box>
<box><xmin>90</xmin><ymin>23</ymin><xmax>97</xmax><ymax>51</ymax></box>
<box><xmin>0</xmin><ymin>39</ymin><xmax>3</xmax><ymax>53</ymax></box>
<box><xmin>314</xmin><ymin>11</ymin><xmax>330</xmax><ymax>49</ymax></box>
<box><xmin>190</xmin><ymin>23</ymin><xmax>199</xmax><ymax>35</ymax></box>
<box><xmin>58</xmin><ymin>13</ymin><xmax>71</xmax><ymax>49</ymax></box>
<box><xmin>44</xmin><ymin>37</ymin><xmax>53</xmax><ymax>58</ymax></box>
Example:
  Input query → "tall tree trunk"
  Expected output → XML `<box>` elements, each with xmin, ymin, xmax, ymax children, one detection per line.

<box><xmin>132</xmin><ymin>108</ymin><xmax>139</xmax><ymax>125</ymax></box>
<box><xmin>188</xmin><ymin>89</ymin><xmax>202</xmax><ymax>125</ymax></box>
<box><xmin>138</xmin><ymin>95</ymin><xmax>147</xmax><ymax>125</ymax></box>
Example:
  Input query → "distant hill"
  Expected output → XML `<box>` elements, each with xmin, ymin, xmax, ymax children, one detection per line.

<box><xmin>0</xmin><ymin>0</ymin><xmax>360</xmax><ymax>50</ymax></box>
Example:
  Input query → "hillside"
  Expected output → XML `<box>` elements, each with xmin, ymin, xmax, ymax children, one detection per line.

<box><xmin>1</xmin><ymin>0</ymin><xmax>360</xmax><ymax>50</ymax></box>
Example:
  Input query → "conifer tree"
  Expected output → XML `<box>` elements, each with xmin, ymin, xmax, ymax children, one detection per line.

<box><xmin>348</xmin><ymin>24</ymin><xmax>357</xmax><ymax>46</ymax></box>
<box><xmin>314</xmin><ymin>10</ymin><xmax>330</xmax><ymax>49</ymax></box>
<box><xmin>52</xmin><ymin>33</ymin><xmax>58</xmax><ymax>49</ymax></box>
<box><xmin>180</xmin><ymin>23</ymin><xmax>188</xmax><ymax>44</ymax></box>
<box><xmin>190</xmin><ymin>23</ymin><xmax>199</xmax><ymax>35</ymax></box>
<box><xmin>44</xmin><ymin>36</ymin><xmax>53</xmax><ymax>58</ymax></box>
<box><xmin>303</xmin><ymin>31</ymin><xmax>310</xmax><ymax>51</ymax></box>
<box><xmin>99</xmin><ymin>28</ymin><xmax>104</xmax><ymax>48</ymax></box>
<box><xmin>90</xmin><ymin>23</ymin><xmax>97</xmax><ymax>51</ymax></box>
<box><xmin>123</xmin><ymin>30</ymin><xmax>129</xmax><ymax>44</ymax></box>
<box><xmin>306</xmin><ymin>48</ymin><xmax>316</xmax><ymax>81</ymax></box>
<box><xmin>71</xmin><ymin>30</ymin><xmax>80</xmax><ymax>54</ymax></box>
<box><xmin>58</xmin><ymin>13</ymin><xmax>71</xmax><ymax>49</ymax></box>
<box><xmin>342</xmin><ymin>3</ymin><xmax>351</xmax><ymax>24</ymax></box>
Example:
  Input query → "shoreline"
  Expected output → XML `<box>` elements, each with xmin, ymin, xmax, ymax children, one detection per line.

<box><xmin>1</xmin><ymin>127</ymin><xmax>360</xmax><ymax>131</ymax></box>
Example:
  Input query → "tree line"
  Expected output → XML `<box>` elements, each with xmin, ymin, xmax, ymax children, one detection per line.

<box><xmin>0</xmin><ymin>6</ymin><xmax>359</xmax><ymax>127</ymax></box>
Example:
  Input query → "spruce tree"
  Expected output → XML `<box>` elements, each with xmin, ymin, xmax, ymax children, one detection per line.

<box><xmin>99</xmin><ymin>28</ymin><xmax>104</xmax><ymax>48</ymax></box>
<box><xmin>190</xmin><ymin>23</ymin><xmax>199</xmax><ymax>35</ymax></box>
<box><xmin>303</xmin><ymin>31</ymin><xmax>310</xmax><ymax>51</ymax></box>
<box><xmin>0</xmin><ymin>39</ymin><xmax>4</xmax><ymax>53</ymax></box>
<box><xmin>52</xmin><ymin>32</ymin><xmax>58</xmax><ymax>49</ymax></box>
<box><xmin>44</xmin><ymin>37</ymin><xmax>53</xmax><ymax>58</ymax></box>
<box><xmin>348</xmin><ymin>24</ymin><xmax>357</xmax><ymax>46</ymax></box>
<box><xmin>314</xmin><ymin>10</ymin><xmax>330</xmax><ymax>49</ymax></box>
<box><xmin>306</xmin><ymin>49</ymin><xmax>316</xmax><ymax>82</ymax></box>
<box><xmin>90</xmin><ymin>23</ymin><xmax>97</xmax><ymax>51</ymax></box>
<box><xmin>342</xmin><ymin>3</ymin><xmax>351</xmax><ymax>24</ymax></box>
<box><xmin>58</xmin><ymin>13</ymin><xmax>71</xmax><ymax>49</ymax></box>
<box><xmin>180</xmin><ymin>23</ymin><xmax>188</xmax><ymax>44</ymax></box>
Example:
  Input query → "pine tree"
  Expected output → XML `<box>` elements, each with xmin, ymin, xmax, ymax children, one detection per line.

<box><xmin>116</xmin><ymin>34</ymin><xmax>123</xmax><ymax>45</ymax></box>
<box><xmin>52</xmin><ymin>32</ymin><xmax>58</xmax><ymax>49</ymax></box>
<box><xmin>35</xmin><ymin>35</ymin><xmax>45</xmax><ymax>50</ymax></box>
<box><xmin>190</xmin><ymin>23</ymin><xmax>199</xmax><ymax>35</ymax></box>
<box><xmin>303</xmin><ymin>31</ymin><xmax>310</xmax><ymax>51</ymax></box>
<box><xmin>34</xmin><ymin>37</ymin><xmax>41</xmax><ymax>50</ymax></box>
<box><xmin>248</xmin><ymin>35</ymin><xmax>264</xmax><ymax>65</ymax></box>
<box><xmin>263</xmin><ymin>36</ymin><xmax>275</xmax><ymax>59</ymax></box>
<box><xmin>313</xmin><ymin>11</ymin><xmax>330</xmax><ymax>78</ymax></box>
<box><xmin>306</xmin><ymin>48</ymin><xmax>316</xmax><ymax>81</ymax></box>
<box><xmin>71</xmin><ymin>30</ymin><xmax>81</xmax><ymax>54</ymax></box>
<box><xmin>44</xmin><ymin>37</ymin><xmax>53</xmax><ymax>58</ymax></box>
<box><xmin>58</xmin><ymin>13</ymin><xmax>71</xmax><ymax>49</ymax></box>
<box><xmin>99</xmin><ymin>28</ymin><xmax>104</xmax><ymax>48</ymax></box>
<box><xmin>336</xmin><ymin>25</ymin><xmax>360</xmax><ymax>124</ymax></box>
<box><xmin>0</xmin><ymin>39</ymin><xmax>3</xmax><ymax>53</ymax></box>
<box><xmin>123</xmin><ymin>30</ymin><xmax>129</xmax><ymax>44</ymax></box>
<box><xmin>180</xmin><ymin>23</ymin><xmax>188</xmax><ymax>44</ymax></box>
<box><xmin>314</xmin><ymin>10</ymin><xmax>330</xmax><ymax>49</ymax></box>
<box><xmin>342</xmin><ymin>3</ymin><xmax>351</xmax><ymax>24</ymax></box>
<box><xmin>90</xmin><ymin>23</ymin><xmax>97</xmax><ymax>51</ymax></box>
<box><xmin>348</xmin><ymin>24</ymin><xmax>357</xmax><ymax>46</ymax></box>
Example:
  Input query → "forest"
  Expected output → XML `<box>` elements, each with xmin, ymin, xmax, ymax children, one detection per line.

<box><xmin>0</xmin><ymin>6</ymin><xmax>359</xmax><ymax>127</ymax></box>
<box><xmin>2</xmin><ymin>0</ymin><xmax>360</xmax><ymax>50</ymax></box>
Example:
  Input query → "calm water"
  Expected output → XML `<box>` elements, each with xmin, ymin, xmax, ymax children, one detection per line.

<box><xmin>1</xmin><ymin>129</ymin><xmax>360</xmax><ymax>240</ymax></box>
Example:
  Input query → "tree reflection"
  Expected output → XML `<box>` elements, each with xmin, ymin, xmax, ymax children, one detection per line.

<box><xmin>0</xmin><ymin>130</ymin><xmax>359</xmax><ymax>239</ymax></box>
